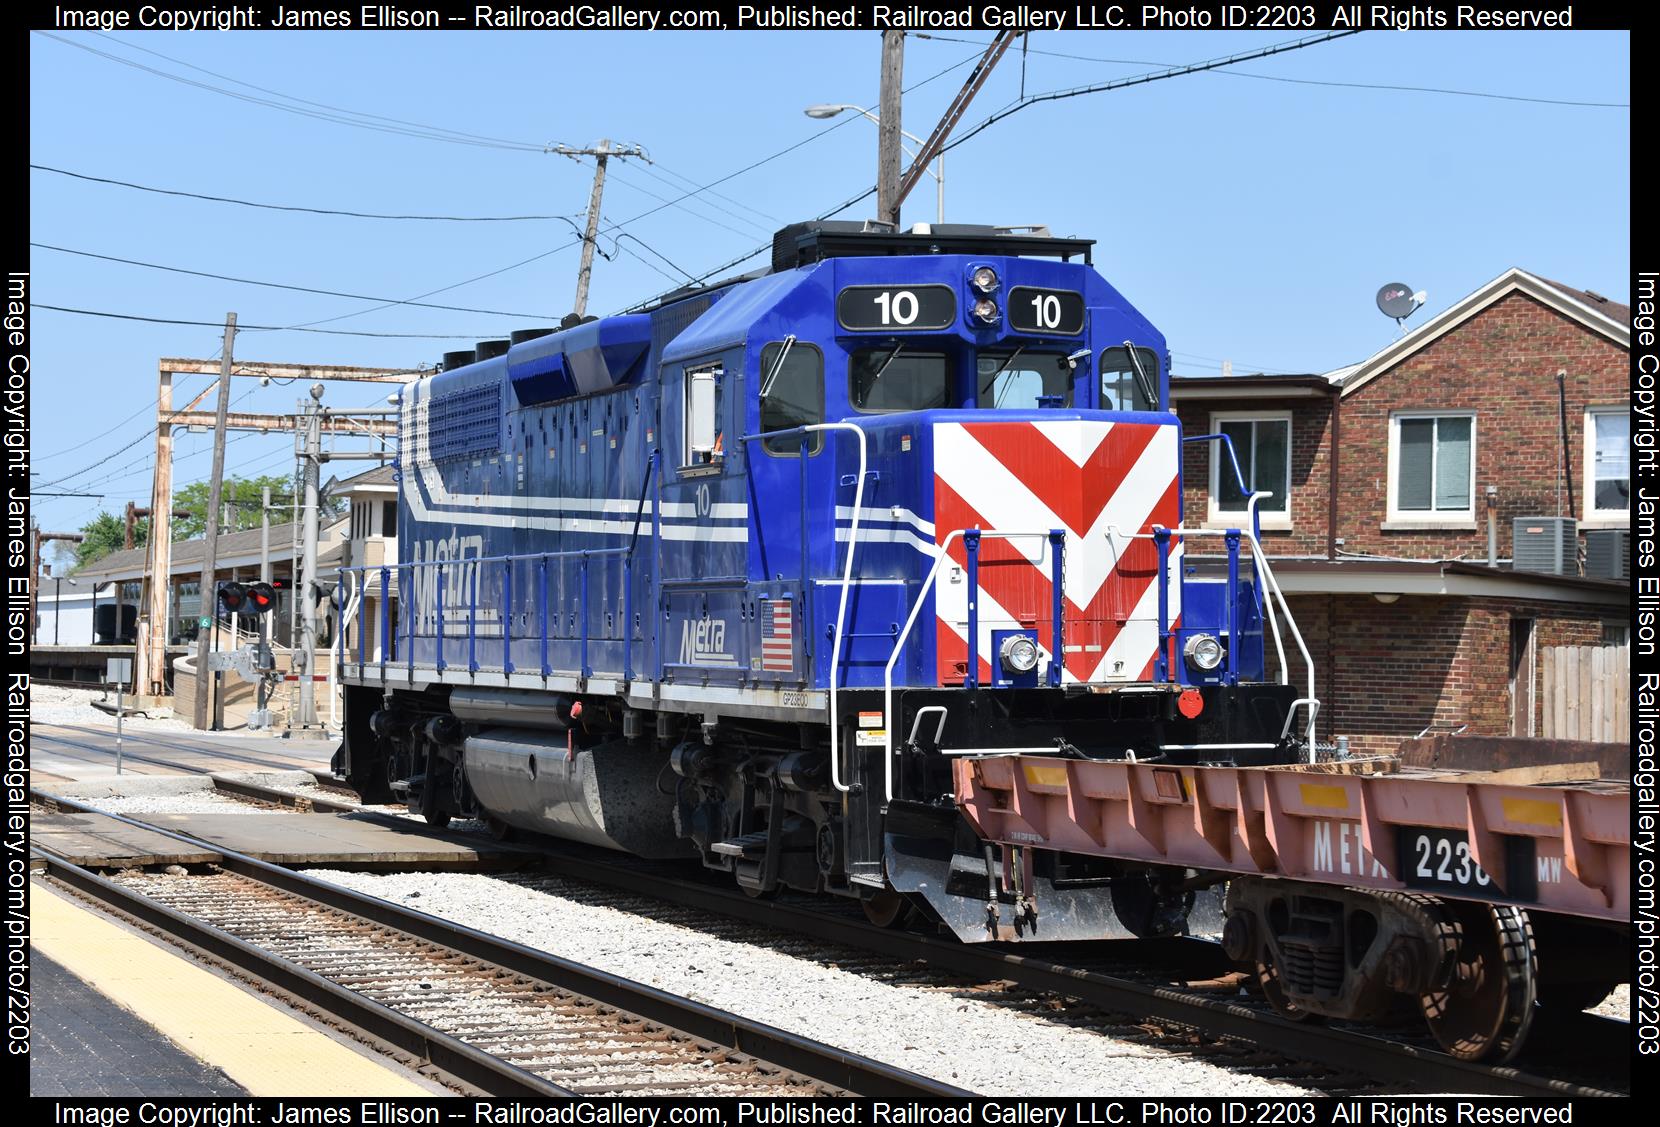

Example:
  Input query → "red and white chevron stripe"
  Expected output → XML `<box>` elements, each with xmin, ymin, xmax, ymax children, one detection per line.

<box><xmin>932</xmin><ymin>420</ymin><xmax>1182</xmax><ymax>685</ymax></box>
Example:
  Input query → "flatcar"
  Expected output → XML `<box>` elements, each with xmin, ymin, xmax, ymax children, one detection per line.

<box><xmin>336</xmin><ymin>220</ymin><xmax>1306</xmax><ymax>940</ymax></box>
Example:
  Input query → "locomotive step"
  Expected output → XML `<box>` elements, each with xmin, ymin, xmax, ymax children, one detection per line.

<box><xmin>710</xmin><ymin>831</ymin><xmax>771</xmax><ymax>858</ymax></box>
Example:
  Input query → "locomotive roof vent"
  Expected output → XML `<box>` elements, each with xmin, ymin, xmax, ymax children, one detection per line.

<box><xmin>510</xmin><ymin>327</ymin><xmax>557</xmax><ymax>345</ymax></box>
<box><xmin>770</xmin><ymin>220</ymin><xmax>1093</xmax><ymax>273</ymax></box>
<box><xmin>441</xmin><ymin>350</ymin><xmax>475</xmax><ymax>371</ymax></box>
<box><xmin>474</xmin><ymin>339</ymin><xmax>510</xmax><ymax>362</ymax></box>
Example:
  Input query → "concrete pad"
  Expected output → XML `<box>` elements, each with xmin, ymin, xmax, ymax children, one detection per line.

<box><xmin>128</xmin><ymin>811</ymin><xmax>541</xmax><ymax>870</ymax></box>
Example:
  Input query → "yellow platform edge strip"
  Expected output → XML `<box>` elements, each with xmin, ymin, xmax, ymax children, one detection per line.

<box><xmin>32</xmin><ymin>880</ymin><xmax>432</xmax><ymax>1097</ymax></box>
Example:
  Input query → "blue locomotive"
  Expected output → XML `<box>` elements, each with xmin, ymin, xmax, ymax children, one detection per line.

<box><xmin>335</xmin><ymin>222</ymin><xmax>1315</xmax><ymax>940</ymax></box>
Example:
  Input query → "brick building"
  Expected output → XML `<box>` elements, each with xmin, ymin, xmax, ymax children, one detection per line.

<box><xmin>1173</xmin><ymin>268</ymin><xmax>1629</xmax><ymax>753</ymax></box>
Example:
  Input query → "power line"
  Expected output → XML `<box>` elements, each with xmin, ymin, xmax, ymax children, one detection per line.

<box><xmin>37</xmin><ymin>304</ymin><xmax>495</xmax><ymax>339</ymax></box>
<box><xmin>38</xmin><ymin>31</ymin><xmax>547</xmax><ymax>152</ymax></box>
<box><xmin>915</xmin><ymin>32</ymin><xmax>1631</xmax><ymax>109</ymax></box>
<box><xmin>29</xmin><ymin>165</ymin><xmax>590</xmax><ymax>222</ymax></box>
<box><xmin>32</xmin><ymin>242</ymin><xmax>560</xmax><ymax>319</ymax></box>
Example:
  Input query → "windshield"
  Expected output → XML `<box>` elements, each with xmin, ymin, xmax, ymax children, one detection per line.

<box><xmin>977</xmin><ymin>352</ymin><xmax>1071</xmax><ymax>409</ymax></box>
<box><xmin>850</xmin><ymin>348</ymin><xmax>952</xmax><ymax>412</ymax></box>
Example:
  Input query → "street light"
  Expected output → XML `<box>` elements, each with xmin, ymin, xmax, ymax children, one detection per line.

<box><xmin>804</xmin><ymin>103</ymin><xmax>945</xmax><ymax>225</ymax></box>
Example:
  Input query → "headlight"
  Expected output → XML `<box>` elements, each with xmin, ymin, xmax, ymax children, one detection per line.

<box><xmin>1000</xmin><ymin>635</ymin><xmax>1039</xmax><ymax>674</ymax></box>
<box><xmin>1183</xmin><ymin>633</ymin><xmax>1225</xmax><ymax>672</ymax></box>
<box><xmin>972</xmin><ymin>297</ymin><xmax>1000</xmax><ymax>325</ymax></box>
<box><xmin>971</xmin><ymin>266</ymin><xmax>999</xmax><ymax>293</ymax></box>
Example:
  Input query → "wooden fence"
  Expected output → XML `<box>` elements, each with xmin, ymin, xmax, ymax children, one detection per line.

<box><xmin>1542</xmin><ymin>643</ymin><xmax>1629</xmax><ymax>743</ymax></box>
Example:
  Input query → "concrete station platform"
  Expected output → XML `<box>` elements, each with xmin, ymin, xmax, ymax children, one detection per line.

<box><xmin>31</xmin><ymin>880</ymin><xmax>443</xmax><ymax>1096</ymax></box>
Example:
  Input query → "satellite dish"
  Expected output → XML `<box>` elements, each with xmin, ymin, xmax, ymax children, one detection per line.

<box><xmin>1376</xmin><ymin>283</ymin><xmax>1418</xmax><ymax>320</ymax></box>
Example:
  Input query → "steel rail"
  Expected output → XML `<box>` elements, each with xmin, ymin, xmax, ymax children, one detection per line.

<box><xmin>31</xmin><ymin>788</ymin><xmax>970</xmax><ymax>1098</ymax></box>
<box><xmin>511</xmin><ymin>844</ymin><xmax>1626</xmax><ymax>1099</ymax></box>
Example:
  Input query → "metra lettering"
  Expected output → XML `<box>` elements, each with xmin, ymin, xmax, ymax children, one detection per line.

<box><xmin>1310</xmin><ymin>819</ymin><xmax>1391</xmax><ymax>880</ymax></box>
<box><xmin>411</xmin><ymin>534</ymin><xmax>486</xmax><ymax>633</ymax></box>
<box><xmin>679</xmin><ymin>618</ymin><xmax>735</xmax><ymax>665</ymax></box>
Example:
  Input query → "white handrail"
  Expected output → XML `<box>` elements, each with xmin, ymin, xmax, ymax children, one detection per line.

<box><xmin>882</xmin><ymin>527</ymin><xmax>1052</xmax><ymax>801</ymax></box>
<box><xmin>806</xmin><ymin>422</ymin><xmax>867</xmax><ymax>795</ymax></box>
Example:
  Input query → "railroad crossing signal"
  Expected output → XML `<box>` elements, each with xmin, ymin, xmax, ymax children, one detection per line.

<box><xmin>218</xmin><ymin>581</ymin><xmax>278</xmax><ymax>615</ymax></box>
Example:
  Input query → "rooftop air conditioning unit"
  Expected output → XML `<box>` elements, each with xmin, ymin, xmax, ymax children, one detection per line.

<box><xmin>1513</xmin><ymin>516</ymin><xmax>1578</xmax><ymax>576</ymax></box>
<box><xmin>1584</xmin><ymin>529</ymin><xmax>1629</xmax><ymax>581</ymax></box>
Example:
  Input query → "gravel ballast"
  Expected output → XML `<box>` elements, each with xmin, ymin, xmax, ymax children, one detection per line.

<box><xmin>29</xmin><ymin>684</ymin><xmax>200</xmax><ymax>731</ymax></box>
<box><xmin>309</xmin><ymin>869</ymin><xmax>1305</xmax><ymax>1096</ymax></box>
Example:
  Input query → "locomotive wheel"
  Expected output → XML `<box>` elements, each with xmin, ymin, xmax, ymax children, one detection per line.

<box><xmin>861</xmin><ymin>887</ymin><xmax>912</xmax><ymax>929</ymax></box>
<box><xmin>424</xmin><ymin>809</ymin><xmax>452</xmax><ymax>829</ymax></box>
<box><xmin>1419</xmin><ymin>902</ymin><xmax>1536</xmax><ymax>1063</ymax></box>
<box><xmin>484</xmin><ymin>815</ymin><xmax>516</xmax><ymax>842</ymax></box>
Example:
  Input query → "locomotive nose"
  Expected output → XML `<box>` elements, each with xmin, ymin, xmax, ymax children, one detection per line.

<box><xmin>930</xmin><ymin>416</ymin><xmax>1181</xmax><ymax>686</ymax></box>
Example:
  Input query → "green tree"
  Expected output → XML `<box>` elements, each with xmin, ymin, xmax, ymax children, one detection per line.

<box><xmin>73</xmin><ymin>511</ymin><xmax>145</xmax><ymax>570</ymax></box>
<box><xmin>172</xmin><ymin>474</ymin><xmax>299</xmax><ymax>541</ymax></box>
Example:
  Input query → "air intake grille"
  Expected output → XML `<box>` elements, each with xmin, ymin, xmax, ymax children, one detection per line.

<box><xmin>427</xmin><ymin>383</ymin><xmax>501</xmax><ymax>462</ymax></box>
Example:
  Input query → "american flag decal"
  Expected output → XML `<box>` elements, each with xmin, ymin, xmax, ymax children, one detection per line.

<box><xmin>760</xmin><ymin>598</ymin><xmax>795</xmax><ymax>672</ymax></box>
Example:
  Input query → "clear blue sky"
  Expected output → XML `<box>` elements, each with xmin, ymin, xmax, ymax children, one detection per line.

<box><xmin>27</xmin><ymin>28</ymin><xmax>1630</xmax><ymax>545</ymax></box>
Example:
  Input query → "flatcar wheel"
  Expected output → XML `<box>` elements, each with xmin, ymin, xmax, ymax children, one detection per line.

<box><xmin>1420</xmin><ymin>903</ymin><xmax>1536</xmax><ymax>1063</ymax></box>
<box><xmin>862</xmin><ymin>887</ymin><xmax>911</xmax><ymax>929</ymax></box>
<box><xmin>1253</xmin><ymin>950</ymin><xmax>1324</xmax><ymax>1024</ymax></box>
<box><xmin>484</xmin><ymin>815</ymin><xmax>515</xmax><ymax>842</ymax></box>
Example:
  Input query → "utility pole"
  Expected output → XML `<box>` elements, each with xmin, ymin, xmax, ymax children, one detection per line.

<box><xmin>133</xmin><ymin>358</ymin><xmax>412</xmax><ymax>703</ymax></box>
<box><xmin>876</xmin><ymin>31</ymin><xmax>905</xmax><ymax>228</ymax></box>
<box><xmin>260</xmin><ymin>485</ymin><xmax>271</xmax><ymax>583</ymax></box>
<box><xmin>296</xmin><ymin>385</ymin><xmax>324</xmax><ymax>731</ymax></box>
<box><xmin>192</xmin><ymin>313</ymin><xmax>237</xmax><ymax>731</ymax></box>
<box><xmin>549</xmin><ymin>141</ymin><xmax>646</xmax><ymax>318</ymax></box>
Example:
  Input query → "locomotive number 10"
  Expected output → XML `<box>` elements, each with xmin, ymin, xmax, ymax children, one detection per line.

<box><xmin>1007</xmin><ymin>287</ymin><xmax>1085</xmax><ymax>335</ymax></box>
<box><xmin>836</xmin><ymin>284</ymin><xmax>956</xmax><ymax>331</ymax></box>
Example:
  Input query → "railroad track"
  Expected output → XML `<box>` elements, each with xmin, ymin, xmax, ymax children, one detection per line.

<box><xmin>490</xmin><ymin>838</ymin><xmax>1629</xmax><ymax>1098</ymax></box>
<box><xmin>32</xmin><ymin>792</ymin><xmax>967</xmax><ymax>1098</ymax></box>
<box><xmin>37</xmin><ymin>776</ymin><xmax>1626</xmax><ymax>1098</ymax></box>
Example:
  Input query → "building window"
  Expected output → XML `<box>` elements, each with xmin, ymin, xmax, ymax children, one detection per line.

<box><xmin>382</xmin><ymin>500</ymin><xmax>398</xmax><ymax>538</ymax></box>
<box><xmin>1388</xmin><ymin>412</ymin><xmax>1475</xmax><ymax>521</ymax></box>
<box><xmin>1208</xmin><ymin>412</ymin><xmax>1291</xmax><ymax>524</ymax></box>
<box><xmin>1585</xmin><ymin>407</ymin><xmax>1629</xmax><ymax>521</ymax></box>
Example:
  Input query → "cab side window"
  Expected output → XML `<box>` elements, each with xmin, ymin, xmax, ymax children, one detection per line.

<box><xmin>1099</xmin><ymin>346</ymin><xmax>1160</xmax><ymax>412</ymax></box>
<box><xmin>760</xmin><ymin>341</ymin><xmax>824</xmax><ymax>455</ymax></box>
<box><xmin>682</xmin><ymin>364</ymin><xmax>724</xmax><ymax>471</ymax></box>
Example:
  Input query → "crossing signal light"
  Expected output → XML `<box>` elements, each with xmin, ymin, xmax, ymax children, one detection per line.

<box><xmin>218</xmin><ymin>582</ymin><xmax>248</xmax><ymax>613</ymax></box>
<box><xmin>247</xmin><ymin>582</ymin><xmax>278</xmax><ymax>615</ymax></box>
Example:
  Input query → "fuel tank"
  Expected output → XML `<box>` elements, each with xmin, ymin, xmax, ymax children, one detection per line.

<box><xmin>462</xmin><ymin>729</ymin><xmax>684</xmax><ymax>858</ymax></box>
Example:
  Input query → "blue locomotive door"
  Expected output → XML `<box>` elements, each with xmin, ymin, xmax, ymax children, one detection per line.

<box><xmin>657</xmin><ymin>353</ymin><xmax>751</xmax><ymax>685</ymax></box>
<box><xmin>744</xmin><ymin>340</ymin><xmax>829</xmax><ymax>689</ymax></box>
